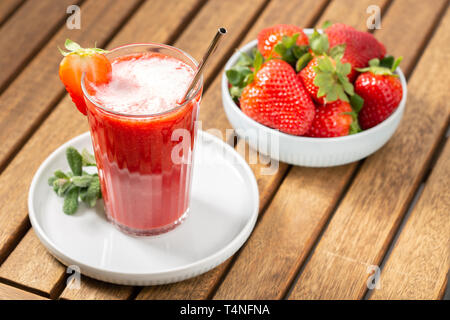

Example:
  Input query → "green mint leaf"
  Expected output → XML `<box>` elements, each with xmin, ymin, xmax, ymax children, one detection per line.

<box><xmin>48</xmin><ymin>176</ymin><xmax>57</xmax><ymax>186</ymax></box>
<box><xmin>350</xmin><ymin>93</ymin><xmax>364</xmax><ymax>113</ymax></box>
<box><xmin>81</xmin><ymin>149</ymin><xmax>96</xmax><ymax>166</ymax></box>
<box><xmin>72</xmin><ymin>175</ymin><xmax>93</xmax><ymax>188</ymax></box>
<box><xmin>57</xmin><ymin>179</ymin><xmax>72</xmax><ymax>197</ymax></box>
<box><xmin>63</xmin><ymin>186</ymin><xmax>79</xmax><ymax>215</ymax></box>
<box><xmin>54</xmin><ymin>170</ymin><xmax>69</xmax><ymax>179</ymax></box>
<box><xmin>66</xmin><ymin>147</ymin><xmax>83</xmax><ymax>176</ymax></box>
<box><xmin>84</xmin><ymin>176</ymin><xmax>101</xmax><ymax>207</ymax></box>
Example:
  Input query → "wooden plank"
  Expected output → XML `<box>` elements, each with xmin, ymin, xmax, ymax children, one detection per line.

<box><xmin>60</xmin><ymin>277</ymin><xmax>134</xmax><ymax>300</ymax></box>
<box><xmin>0</xmin><ymin>0</ymin><xmax>270</xmax><ymax>299</ymax></box>
<box><xmin>0</xmin><ymin>0</ymin><xmax>142</xmax><ymax>171</ymax></box>
<box><xmin>0</xmin><ymin>0</ymin><xmax>77</xmax><ymax>90</ymax></box>
<box><xmin>370</xmin><ymin>140</ymin><xmax>450</xmax><ymax>300</ymax></box>
<box><xmin>136</xmin><ymin>259</ymin><xmax>231</xmax><ymax>300</ymax></box>
<box><xmin>214</xmin><ymin>165</ymin><xmax>356</xmax><ymax>299</ymax></box>
<box><xmin>213</xmin><ymin>0</ymin><xmax>450</xmax><ymax>299</ymax></box>
<box><xmin>289</xmin><ymin>4</ymin><xmax>450</xmax><ymax>300</ymax></box>
<box><xmin>317</xmin><ymin>0</ymin><xmax>382</xmax><ymax>28</ymax></box>
<box><xmin>0</xmin><ymin>283</ymin><xmax>46</xmax><ymax>300</ymax></box>
<box><xmin>0</xmin><ymin>0</ymin><xmax>24</xmax><ymax>26</ymax></box>
<box><xmin>0</xmin><ymin>230</ymin><xmax>65</xmax><ymax>297</ymax></box>
<box><xmin>136</xmin><ymin>0</ymin><xmax>329</xmax><ymax>300</ymax></box>
<box><xmin>173</xmin><ymin>0</ymin><xmax>267</xmax><ymax>88</ymax></box>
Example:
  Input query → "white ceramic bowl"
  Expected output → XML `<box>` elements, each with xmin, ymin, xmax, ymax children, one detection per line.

<box><xmin>221</xmin><ymin>29</ymin><xmax>407</xmax><ymax>167</ymax></box>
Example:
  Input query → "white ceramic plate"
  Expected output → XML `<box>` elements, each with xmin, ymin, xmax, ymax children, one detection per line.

<box><xmin>28</xmin><ymin>131</ymin><xmax>259</xmax><ymax>285</ymax></box>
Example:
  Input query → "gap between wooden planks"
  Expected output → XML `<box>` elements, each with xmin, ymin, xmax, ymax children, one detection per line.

<box><xmin>369</xmin><ymin>138</ymin><xmax>450</xmax><ymax>299</ymax></box>
<box><xmin>0</xmin><ymin>282</ymin><xmax>47</xmax><ymax>300</ymax></box>
<box><xmin>0</xmin><ymin>0</ymin><xmax>79</xmax><ymax>92</ymax></box>
<box><xmin>0</xmin><ymin>0</ymin><xmax>24</xmax><ymax>27</ymax></box>
<box><xmin>0</xmin><ymin>0</ymin><xmax>268</xmax><ymax>300</ymax></box>
<box><xmin>287</xmin><ymin>2</ymin><xmax>450</xmax><ymax>300</ymax></box>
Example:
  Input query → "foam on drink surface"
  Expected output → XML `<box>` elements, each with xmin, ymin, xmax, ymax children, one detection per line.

<box><xmin>91</xmin><ymin>53</ymin><xmax>195</xmax><ymax>115</ymax></box>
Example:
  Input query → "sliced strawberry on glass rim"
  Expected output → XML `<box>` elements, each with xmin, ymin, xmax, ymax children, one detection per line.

<box><xmin>58</xmin><ymin>39</ymin><xmax>111</xmax><ymax>115</ymax></box>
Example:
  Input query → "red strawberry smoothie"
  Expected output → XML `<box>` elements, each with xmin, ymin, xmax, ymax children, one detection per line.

<box><xmin>83</xmin><ymin>47</ymin><xmax>201</xmax><ymax>236</ymax></box>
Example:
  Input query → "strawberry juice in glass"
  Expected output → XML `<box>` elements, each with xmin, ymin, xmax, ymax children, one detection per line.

<box><xmin>81</xmin><ymin>43</ymin><xmax>202</xmax><ymax>236</ymax></box>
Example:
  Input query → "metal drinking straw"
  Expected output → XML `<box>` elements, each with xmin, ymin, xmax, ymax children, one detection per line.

<box><xmin>182</xmin><ymin>27</ymin><xmax>227</xmax><ymax>102</ymax></box>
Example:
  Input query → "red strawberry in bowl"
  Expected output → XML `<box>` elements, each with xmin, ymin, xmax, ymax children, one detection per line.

<box><xmin>355</xmin><ymin>57</ymin><xmax>403</xmax><ymax>129</ymax></box>
<box><xmin>59</xmin><ymin>39</ymin><xmax>111</xmax><ymax>115</ymax></box>
<box><xmin>326</xmin><ymin>23</ymin><xmax>386</xmax><ymax>81</ymax></box>
<box><xmin>298</xmin><ymin>54</ymin><xmax>355</xmax><ymax>105</ymax></box>
<box><xmin>240</xmin><ymin>59</ymin><xmax>315</xmax><ymax>136</ymax></box>
<box><xmin>297</xmin><ymin>29</ymin><xmax>355</xmax><ymax>105</ymax></box>
<box><xmin>306</xmin><ymin>100</ymin><xmax>360</xmax><ymax>137</ymax></box>
<box><xmin>257</xmin><ymin>24</ymin><xmax>309</xmax><ymax>59</ymax></box>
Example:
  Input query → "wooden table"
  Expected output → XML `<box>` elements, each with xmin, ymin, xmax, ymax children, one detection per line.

<box><xmin>0</xmin><ymin>0</ymin><xmax>448</xmax><ymax>300</ymax></box>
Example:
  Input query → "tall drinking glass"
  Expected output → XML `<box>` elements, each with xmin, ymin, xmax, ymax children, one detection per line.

<box><xmin>81</xmin><ymin>43</ymin><xmax>202</xmax><ymax>236</ymax></box>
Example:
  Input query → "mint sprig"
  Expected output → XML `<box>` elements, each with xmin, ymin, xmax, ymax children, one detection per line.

<box><xmin>48</xmin><ymin>147</ymin><xmax>101</xmax><ymax>215</ymax></box>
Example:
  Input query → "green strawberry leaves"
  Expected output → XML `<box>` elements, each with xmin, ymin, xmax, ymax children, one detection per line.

<box><xmin>48</xmin><ymin>147</ymin><xmax>102</xmax><ymax>215</ymax></box>
<box><xmin>273</xmin><ymin>33</ymin><xmax>309</xmax><ymax>65</ymax></box>
<box><xmin>226</xmin><ymin>49</ymin><xmax>264</xmax><ymax>102</ymax></box>
<box><xmin>313</xmin><ymin>55</ymin><xmax>354</xmax><ymax>102</ymax></box>
<box><xmin>350</xmin><ymin>93</ymin><xmax>364</xmax><ymax>113</ymax></box>
<box><xmin>309</xmin><ymin>29</ymin><xmax>329</xmax><ymax>55</ymax></box>
<box><xmin>356</xmin><ymin>56</ymin><xmax>403</xmax><ymax>76</ymax></box>
<box><xmin>58</xmin><ymin>39</ymin><xmax>108</xmax><ymax>57</ymax></box>
<box><xmin>342</xmin><ymin>111</ymin><xmax>362</xmax><ymax>135</ymax></box>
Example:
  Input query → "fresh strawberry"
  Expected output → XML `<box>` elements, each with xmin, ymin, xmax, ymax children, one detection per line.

<box><xmin>305</xmin><ymin>100</ymin><xmax>359</xmax><ymax>137</ymax></box>
<box><xmin>355</xmin><ymin>57</ymin><xmax>403</xmax><ymax>129</ymax></box>
<box><xmin>59</xmin><ymin>39</ymin><xmax>111</xmax><ymax>115</ymax></box>
<box><xmin>297</xmin><ymin>28</ymin><xmax>356</xmax><ymax>105</ymax></box>
<box><xmin>326</xmin><ymin>23</ymin><xmax>386</xmax><ymax>81</ymax></box>
<box><xmin>298</xmin><ymin>54</ymin><xmax>354</xmax><ymax>105</ymax></box>
<box><xmin>257</xmin><ymin>24</ymin><xmax>308</xmax><ymax>59</ymax></box>
<box><xmin>240</xmin><ymin>59</ymin><xmax>315</xmax><ymax>136</ymax></box>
